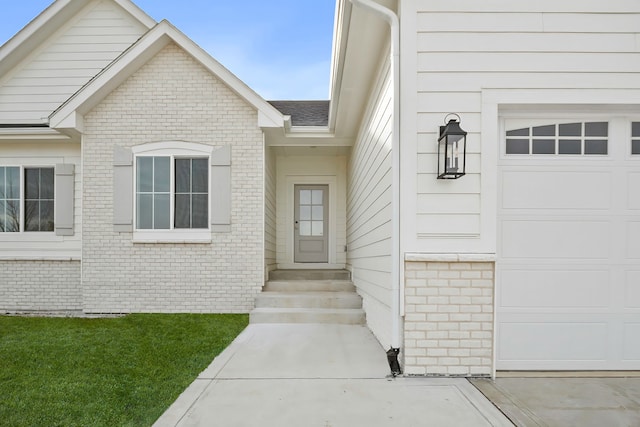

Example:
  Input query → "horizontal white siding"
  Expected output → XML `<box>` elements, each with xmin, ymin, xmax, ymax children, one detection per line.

<box><xmin>347</xmin><ymin>49</ymin><xmax>393</xmax><ymax>347</ymax></box>
<box><xmin>413</xmin><ymin>1</ymin><xmax>640</xmax><ymax>241</ymax></box>
<box><xmin>0</xmin><ymin>1</ymin><xmax>148</xmax><ymax>123</ymax></box>
<box><xmin>416</xmin><ymin>0</ymin><xmax>640</xmax><ymax>13</ymax></box>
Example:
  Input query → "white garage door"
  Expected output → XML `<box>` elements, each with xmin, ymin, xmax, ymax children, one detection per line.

<box><xmin>497</xmin><ymin>117</ymin><xmax>640</xmax><ymax>370</ymax></box>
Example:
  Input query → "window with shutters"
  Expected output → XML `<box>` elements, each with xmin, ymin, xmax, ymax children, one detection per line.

<box><xmin>0</xmin><ymin>166</ymin><xmax>55</xmax><ymax>233</ymax></box>
<box><xmin>123</xmin><ymin>142</ymin><xmax>230</xmax><ymax>243</ymax></box>
<box><xmin>135</xmin><ymin>156</ymin><xmax>208</xmax><ymax>230</ymax></box>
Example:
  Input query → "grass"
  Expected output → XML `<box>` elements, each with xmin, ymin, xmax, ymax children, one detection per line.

<box><xmin>0</xmin><ymin>313</ymin><xmax>248</xmax><ymax>427</ymax></box>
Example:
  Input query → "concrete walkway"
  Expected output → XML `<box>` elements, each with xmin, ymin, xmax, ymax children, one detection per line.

<box><xmin>154</xmin><ymin>324</ymin><xmax>512</xmax><ymax>427</ymax></box>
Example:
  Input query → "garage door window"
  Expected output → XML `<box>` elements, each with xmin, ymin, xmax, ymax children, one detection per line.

<box><xmin>633</xmin><ymin>122</ymin><xmax>640</xmax><ymax>155</ymax></box>
<box><xmin>506</xmin><ymin>122</ymin><xmax>608</xmax><ymax>155</ymax></box>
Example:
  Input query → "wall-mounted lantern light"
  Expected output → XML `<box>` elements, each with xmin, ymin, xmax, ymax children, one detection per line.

<box><xmin>437</xmin><ymin>113</ymin><xmax>467</xmax><ymax>179</ymax></box>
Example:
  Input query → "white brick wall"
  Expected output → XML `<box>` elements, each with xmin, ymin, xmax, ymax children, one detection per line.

<box><xmin>404</xmin><ymin>261</ymin><xmax>494</xmax><ymax>376</ymax></box>
<box><xmin>0</xmin><ymin>261</ymin><xmax>81</xmax><ymax>311</ymax></box>
<box><xmin>81</xmin><ymin>43</ymin><xmax>264</xmax><ymax>313</ymax></box>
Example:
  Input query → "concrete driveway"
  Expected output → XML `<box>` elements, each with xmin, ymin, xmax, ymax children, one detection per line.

<box><xmin>154</xmin><ymin>324</ymin><xmax>512</xmax><ymax>427</ymax></box>
<box><xmin>471</xmin><ymin>376</ymin><xmax>640</xmax><ymax>427</ymax></box>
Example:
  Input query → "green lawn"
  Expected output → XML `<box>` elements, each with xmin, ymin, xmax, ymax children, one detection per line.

<box><xmin>0</xmin><ymin>314</ymin><xmax>248</xmax><ymax>427</ymax></box>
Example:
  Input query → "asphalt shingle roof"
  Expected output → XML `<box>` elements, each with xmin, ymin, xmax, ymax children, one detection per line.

<box><xmin>268</xmin><ymin>100</ymin><xmax>330</xmax><ymax>127</ymax></box>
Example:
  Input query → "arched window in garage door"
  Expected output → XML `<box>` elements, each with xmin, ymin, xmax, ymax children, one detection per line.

<box><xmin>505</xmin><ymin>122</ymin><xmax>608</xmax><ymax>155</ymax></box>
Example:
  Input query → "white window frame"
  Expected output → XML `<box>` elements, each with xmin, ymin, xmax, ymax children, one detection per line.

<box><xmin>132</xmin><ymin>142</ymin><xmax>212</xmax><ymax>243</ymax></box>
<box><xmin>0</xmin><ymin>163</ymin><xmax>58</xmax><ymax>239</ymax></box>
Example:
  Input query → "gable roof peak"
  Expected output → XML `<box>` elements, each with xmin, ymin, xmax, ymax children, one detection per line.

<box><xmin>49</xmin><ymin>17</ymin><xmax>284</xmax><ymax>131</ymax></box>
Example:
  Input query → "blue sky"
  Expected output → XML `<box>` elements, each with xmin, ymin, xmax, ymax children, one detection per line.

<box><xmin>0</xmin><ymin>0</ymin><xmax>335</xmax><ymax>100</ymax></box>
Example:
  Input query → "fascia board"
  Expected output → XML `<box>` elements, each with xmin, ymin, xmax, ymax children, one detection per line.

<box><xmin>50</xmin><ymin>20</ymin><xmax>284</xmax><ymax>131</ymax></box>
<box><xmin>113</xmin><ymin>0</ymin><xmax>156</xmax><ymax>29</ymax></box>
<box><xmin>0</xmin><ymin>127</ymin><xmax>72</xmax><ymax>141</ymax></box>
<box><xmin>54</xmin><ymin>111</ymin><xmax>84</xmax><ymax>133</ymax></box>
<box><xmin>328</xmin><ymin>0</ymin><xmax>352</xmax><ymax>131</ymax></box>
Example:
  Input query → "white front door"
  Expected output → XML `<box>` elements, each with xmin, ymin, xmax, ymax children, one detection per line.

<box><xmin>496</xmin><ymin>117</ymin><xmax>640</xmax><ymax>370</ymax></box>
<box><xmin>294</xmin><ymin>185</ymin><xmax>329</xmax><ymax>263</ymax></box>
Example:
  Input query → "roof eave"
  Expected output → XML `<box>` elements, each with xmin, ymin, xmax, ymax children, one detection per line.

<box><xmin>327</xmin><ymin>0</ymin><xmax>352</xmax><ymax>132</ymax></box>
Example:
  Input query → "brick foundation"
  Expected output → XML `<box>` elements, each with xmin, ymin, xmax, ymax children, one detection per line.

<box><xmin>403</xmin><ymin>259</ymin><xmax>494</xmax><ymax>376</ymax></box>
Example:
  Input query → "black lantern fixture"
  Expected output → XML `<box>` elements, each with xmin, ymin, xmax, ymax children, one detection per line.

<box><xmin>437</xmin><ymin>113</ymin><xmax>467</xmax><ymax>179</ymax></box>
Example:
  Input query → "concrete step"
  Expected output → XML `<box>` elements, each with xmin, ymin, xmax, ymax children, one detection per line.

<box><xmin>255</xmin><ymin>292</ymin><xmax>362</xmax><ymax>309</ymax></box>
<box><xmin>269</xmin><ymin>269</ymin><xmax>351</xmax><ymax>281</ymax></box>
<box><xmin>250</xmin><ymin>308</ymin><xmax>366</xmax><ymax>325</ymax></box>
<box><xmin>264</xmin><ymin>280</ymin><xmax>355</xmax><ymax>292</ymax></box>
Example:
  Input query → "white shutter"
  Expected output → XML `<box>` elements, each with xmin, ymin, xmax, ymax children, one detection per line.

<box><xmin>210</xmin><ymin>145</ymin><xmax>231</xmax><ymax>232</ymax></box>
<box><xmin>113</xmin><ymin>146</ymin><xmax>133</xmax><ymax>232</ymax></box>
<box><xmin>55</xmin><ymin>163</ymin><xmax>74</xmax><ymax>236</ymax></box>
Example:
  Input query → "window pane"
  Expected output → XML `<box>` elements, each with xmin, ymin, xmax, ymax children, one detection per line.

<box><xmin>312</xmin><ymin>190</ymin><xmax>323</xmax><ymax>205</ymax></box>
<box><xmin>154</xmin><ymin>157</ymin><xmax>170</xmax><ymax>192</ymax></box>
<box><xmin>192</xmin><ymin>159</ymin><xmax>208</xmax><ymax>193</ymax></box>
<box><xmin>312</xmin><ymin>206</ymin><xmax>323</xmax><ymax>220</ymax></box>
<box><xmin>559</xmin><ymin>139</ymin><xmax>581</xmax><ymax>155</ymax></box>
<box><xmin>41</xmin><ymin>200</ymin><xmax>54</xmax><ymax>231</ymax></box>
<box><xmin>6</xmin><ymin>200</ymin><xmax>19</xmax><ymax>232</ymax></box>
<box><xmin>585</xmin><ymin>122</ymin><xmax>608</xmax><ymax>137</ymax></box>
<box><xmin>559</xmin><ymin>123</ymin><xmax>581</xmax><ymax>137</ymax></box>
<box><xmin>585</xmin><ymin>140</ymin><xmax>608</xmax><ymax>155</ymax></box>
<box><xmin>299</xmin><ymin>190</ymin><xmax>311</xmax><ymax>205</ymax></box>
<box><xmin>532</xmin><ymin>139</ymin><xmax>555</xmax><ymax>154</ymax></box>
<box><xmin>506</xmin><ymin>139</ymin><xmax>529</xmax><ymax>154</ymax></box>
<box><xmin>0</xmin><ymin>200</ymin><xmax>5</xmax><ymax>232</ymax></box>
<box><xmin>300</xmin><ymin>206</ymin><xmax>311</xmax><ymax>220</ymax></box>
<box><xmin>532</xmin><ymin>125</ymin><xmax>555</xmax><ymax>136</ymax></box>
<box><xmin>40</xmin><ymin>168</ymin><xmax>54</xmax><ymax>199</ymax></box>
<box><xmin>299</xmin><ymin>221</ymin><xmax>311</xmax><ymax>236</ymax></box>
<box><xmin>633</xmin><ymin>140</ymin><xmax>640</xmax><ymax>155</ymax></box>
<box><xmin>192</xmin><ymin>194</ymin><xmax>208</xmax><ymax>228</ymax></box>
<box><xmin>0</xmin><ymin>167</ymin><xmax>20</xmax><ymax>232</ymax></box>
<box><xmin>24</xmin><ymin>168</ymin><xmax>54</xmax><ymax>232</ymax></box>
<box><xmin>25</xmin><ymin>200</ymin><xmax>39</xmax><ymax>231</ymax></box>
<box><xmin>175</xmin><ymin>159</ymin><xmax>191</xmax><ymax>193</ymax></box>
<box><xmin>154</xmin><ymin>194</ymin><xmax>170</xmax><ymax>229</ymax></box>
<box><xmin>312</xmin><ymin>221</ymin><xmax>323</xmax><ymax>236</ymax></box>
<box><xmin>0</xmin><ymin>169</ymin><xmax>5</xmax><ymax>200</ymax></box>
<box><xmin>25</xmin><ymin>168</ymin><xmax>39</xmax><ymax>199</ymax></box>
<box><xmin>506</xmin><ymin>128</ymin><xmax>529</xmax><ymax>137</ymax></box>
<box><xmin>633</xmin><ymin>122</ymin><xmax>640</xmax><ymax>138</ymax></box>
<box><xmin>6</xmin><ymin>167</ymin><xmax>19</xmax><ymax>199</ymax></box>
<box><xmin>137</xmin><ymin>157</ymin><xmax>153</xmax><ymax>192</ymax></box>
<box><xmin>137</xmin><ymin>194</ymin><xmax>153</xmax><ymax>229</ymax></box>
<box><xmin>175</xmin><ymin>194</ymin><xmax>191</xmax><ymax>228</ymax></box>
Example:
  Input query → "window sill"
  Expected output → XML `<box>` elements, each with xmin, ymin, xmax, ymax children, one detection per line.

<box><xmin>0</xmin><ymin>232</ymin><xmax>64</xmax><ymax>243</ymax></box>
<box><xmin>132</xmin><ymin>230</ymin><xmax>212</xmax><ymax>244</ymax></box>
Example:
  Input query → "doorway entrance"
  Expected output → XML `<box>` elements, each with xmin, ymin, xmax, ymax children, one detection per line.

<box><xmin>294</xmin><ymin>184</ymin><xmax>328</xmax><ymax>263</ymax></box>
